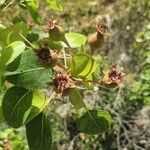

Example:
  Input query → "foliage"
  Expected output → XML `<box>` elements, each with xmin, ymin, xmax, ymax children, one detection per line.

<box><xmin>0</xmin><ymin>0</ymin><xmax>116</xmax><ymax>149</ymax></box>
<box><xmin>0</xmin><ymin>0</ymin><xmax>149</xmax><ymax>150</ymax></box>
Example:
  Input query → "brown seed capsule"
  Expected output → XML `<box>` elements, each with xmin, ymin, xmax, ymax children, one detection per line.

<box><xmin>88</xmin><ymin>31</ymin><xmax>104</xmax><ymax>50</ymax></box>
<box><xmin>42</xmin><ymin>19</ymin><xmax>65</xmax><ymax>41</ymax></box>
<box><xmin>37</xmin><ymin>45</ymin><xmax>58</xmax><ymax>67</ymax></box>
<box><xmin>88</xmin><ymin>16</ymin><xmax>110</xmax><ymax>51</ymax></box>
<box><xmin>54</xmin><ymin>72</ymin><xmax>75</xmax><ymax>95</ymax></box>
<box><xmin>96</xmin><ymin>17</ymin><xmax>108</xmax><ymax>35</ymax></box>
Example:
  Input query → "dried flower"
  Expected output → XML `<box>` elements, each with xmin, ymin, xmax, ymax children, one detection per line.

<box><xmin>42</xmin><ymin>19</ymin><xmax>58</xmax><ymax>32</ymax></box>
<box><xmin>37</xmin><ymin>44</ymin><xmax>58</xmax><ymax>67</ymax></box>
<box><xmin>96</xmin><ymin>17</ymin><xmax>109</xmax><ymax>35</ymax></box>
<box><xmin>102</xmin><ymin>65</ymin><xmax>125</xmax><ymax>86</ymax></box>
<box><xmin>54</xmin><ymin>72</ymin><xmax>75</xmax><ymax>94</ymax></box>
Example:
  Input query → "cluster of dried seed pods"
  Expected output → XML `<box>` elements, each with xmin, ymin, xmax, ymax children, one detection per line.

<box><xmin>38</xmin><ymin>18</ymin><xmax>125</xmax><ymax>95</ymax></box>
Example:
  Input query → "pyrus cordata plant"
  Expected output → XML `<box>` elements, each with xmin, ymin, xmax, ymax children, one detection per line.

<box><xmin>0</xmin><ymin>1</ymin><xmax>125</xmax><ymax>150</ymax></box>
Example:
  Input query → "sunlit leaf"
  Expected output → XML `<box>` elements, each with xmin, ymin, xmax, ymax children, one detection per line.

<box><xmin>0</xmin><ymin>24</ymin><xmax>6</xmax><ymax>32</ymax></box>
<box><xmin>2</xmin><ymin>86</ymin><xmax>47</xmax><ymax>128</ymax></box>
<box><xmin>1</xmin><ymin>41</ymin><xmax>26</xmax><ymax>65</ymax></box>
<box><xmin>71</xmin><ymin>53</ymin><xmax>97</xmax><ymax>78</ymax></box>
<box><xmin>27</xmin><ymin>1</ymin><xmax>42</xmax><ymax>24</ymax></box>
<box><xmin>0</xmin><ymin>99</ymin><xmax>4</xmax><ymax>123</ymax></box>
<box><xmin>64</xmin><ymin>32</ymin><xmax>86</xmax><ymax>48</ymax></box>
<box><xmin>0</xmin><ymin>41</ymin><xmax>26</xmax><ymax>76</ymax></box>
<box><xmin>0</xmin><ymin>0</ymin><xmax>5</xmax><ymax>7</ymax></box>
<box><xmin>0</xmin><ymin>22</ymin><xmax>28</xmax><ymax>45</ymax></box>
<box><xmin>45</xmin><ymin>0</ymin><xmax>63</xmax><ymax>12</ymax></box>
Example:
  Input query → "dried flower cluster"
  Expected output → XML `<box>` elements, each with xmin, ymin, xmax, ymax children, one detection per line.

<box><xmin>103</xmin><ymin>65</ymin><xmax>125</xmax><ymax>86</ymax></box>
<box><xmin>54</xmin><ymin>72</ymin><xmax>75</xmax><ymax>94</ymax></box>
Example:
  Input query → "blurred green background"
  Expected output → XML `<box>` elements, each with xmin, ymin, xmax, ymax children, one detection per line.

<box><xmin>0</xmin><ymin>0</ymin><xmax>150</xmax><ymax>149</ymax></box>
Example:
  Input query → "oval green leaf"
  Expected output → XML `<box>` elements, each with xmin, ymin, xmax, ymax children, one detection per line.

<box><xmin>0</xmin><ymin>22</ymin><xmax>28</xmax><ymax>45</ymax></box>
<box><xmin>77</xmin><ymin>110</ymin><xmax>112</xmax><ymax>134</ymax></box>
<box><xmin>71</xmin><ymin>53</ymin><xmax>97</xmax><ymax>78</ymax></box>
<box><xmin>0</xmin><ymin>41</ymin><xmax>25</xmax><ymax>76</ymax></box>
<box><xmin>64</xmin><ymin>32</ymin><xmax>86</xmax><ymax>48</ymax></box>
<box><xmin>45</xmin><ymin>0</ymin><xmax>63</xmax><ymax>12</ymax></box>
<box><xmin>26</xmin><ymin>113</ymin><xmax>52</xmax><ymax>150</ymax></box>
<box><xmin>1</xmin><ymin>41</ymin><xmax>26</xmax><ymax>65</ymax></box>
<box><xmin>69</xmin><ymin>88</ymin><xmax>85</xmax><ymax>110</ymax></box>
<box><xmin>2</xmin><ymin>86</ymin><xmax>47</xmax><ymax>128</ymax></box>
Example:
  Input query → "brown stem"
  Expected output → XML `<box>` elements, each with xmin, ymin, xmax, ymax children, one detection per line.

<box><xmin>72</xmin><ymin>77</ymin><xmax>102</xmax><ymax>84</ymax></box>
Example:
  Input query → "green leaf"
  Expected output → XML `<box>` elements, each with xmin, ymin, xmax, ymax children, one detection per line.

<box><xmin>25</xmin><ymin>91</ymin><xmax>48</xmax><ymax>123</ymax></box>
<box><xmin>12</xmin><ymin>14</ymin><xmax>27</xmax><ymax>24</ymax></box>
<box><xmin>2</xmin><ymin>86</ymin><xmax>48</xmax><ymax>128</ymax></box>
<box><xmin>71</xmin><ymin>53</ymin><xmax>97</xmax><ymax>78</ymax></box>
<box><xmin>0</xmin><ymin>22</ymin><xmax>28</xmax><ymax>45</ymax></box>
<box><xmin>0</xmin><ymin>76</ymin><xmax>5</xmax><ymax>90</ymax></box>
<box><xmin>6</xmin><ymin>50</ymin><xmax>53</xmax><ymax>90</ymax></box>
<box><xmin>0</xmin><ymin>41</ymin><xmax>26</xmax><ymax>65</ymax></box>
<box><xmin>64</xmin><ymin>32</ymin><xmax>86</xmax><ymax>48</ymax></box>
<box><xmin>144</xmin><ymin>31</ymin><xmax>150</xmax><ymax>40</ymax></box>
<box><xmin>0</xmin><ymin>100</ymin><xmax>4</xmax><ymax>123</ymax></box>
<box><xmin>26</xmin><ymin>113</ymin><xmax>52</xmax><ymax>150</ymax></box>
<box><xmin>0</xmin><ymin>0</ymin><xmax>5</xmax><ymax>7</ymax></box>
<box><xmin>77</xmin><ymin>110</ymin><xmax>112</xmax><ymax>134</ymax></box>
<box><xmin>0</xmin><ymin>23</ymin><xmax>6</xmax><ymax>32</ymax></box>
<box><xmin>69</xmin><ymin>88</ymin><xmax>85</xmax><ymax>110</ymax></box>
<box><xmin>26</xmin><ymin>0</ymin><xmax>42</xmax><ymax>24</ymax></box>
<box><xmin>45</xmin><ymin>0</ymin><xmax>63</xmax><ymax>12</ymax></box>
<box><xmin>0</xmin><ymin>41</ymin><xmax>25</xmax><ymax>76</ymax></box>
<box><xmin>40</xmin><ymin>38</ymin><xmax>62</xmax><ymax>50</ymax></box>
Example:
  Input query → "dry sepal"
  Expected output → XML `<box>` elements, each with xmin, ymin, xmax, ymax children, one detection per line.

<box><xmin>54</xmin><ymin>72</ymin><xmax>75</xmax><ymax>95</ymax></box>
<box><xmin>42</xmin><ymin>19</ymin><xmax>65</xmax><ymax>41</ymax></box>
<box><xmin>102</xmin><ymin>65</ymin><xmax>126</xmax><ymax>87</ymax></box>
<box><xmin>36</xmin><ymin>44</ymin><xmax>58</xmax><ymax>67</ymax></box>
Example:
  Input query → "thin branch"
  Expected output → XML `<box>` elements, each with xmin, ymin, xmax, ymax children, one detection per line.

<box><xmin>19</xmin><ymin>33</ymin><xmax>37</xmax><ymax>49</ymax></box>
<box><xmin>72</xmin><ymin>77</ymin><xmax>102</xmax><ymax>84</ymax></box>
<box><xmin>62</xmin><ymin>48</ymin><xmax>67</xmax><ymax>68</ymax></box>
